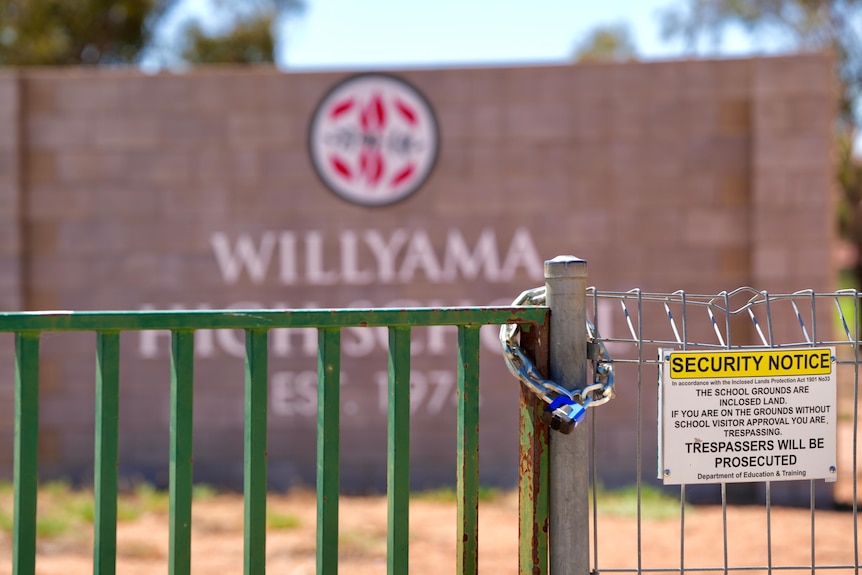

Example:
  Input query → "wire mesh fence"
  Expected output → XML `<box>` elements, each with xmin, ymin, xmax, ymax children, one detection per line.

<box><xmin>584</xmin><ymin>287</ymin><xmax>860</xmax><ymax>575</ymax></box>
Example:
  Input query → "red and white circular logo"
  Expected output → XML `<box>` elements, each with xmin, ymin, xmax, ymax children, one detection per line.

<box><xmin>308</xmin><ymin>73</ymin><xmax>439</xmax><ymax>207</ymax></box>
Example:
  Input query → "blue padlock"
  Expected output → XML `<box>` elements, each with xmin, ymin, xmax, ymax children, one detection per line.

<box><xmin>540</xmin><ymin>395</ymin><xmax>586</xmax><ymax>434</ymax></box>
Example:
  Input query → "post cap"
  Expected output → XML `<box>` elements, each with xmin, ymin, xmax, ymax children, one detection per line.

<box><xmin>544</xmin><ymin>255</ymin><xmax>587</xmax><ymax>279</ymax></box>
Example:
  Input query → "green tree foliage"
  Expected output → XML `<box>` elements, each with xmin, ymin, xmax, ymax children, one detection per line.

<box><xmin>180</xmin><ymin>0</ymin><xmax>303</xmax><ymax>65</ymax></box>
<box><xmin>182</xmin><ymin>13</ymin><xmax>276</xmax><ymax>65</ymax></box>
<box><xmin>0</xmin><ymin>0</ymin><xmax>303</xmax><ymax>66</ymax></box>
<box><xmin>661</xmin><ymin>0</ymin><xmax>862</xmax><ymax>286</ymax></box>
<box><xmin>0</xmin><ymin>0</ymin><xmax>176</xmax><ymax>65</ymax></box>
<box><xmin>574</xmin><ymin>23</ymin><xmax>638</xmax><ymax>63</ymax></box>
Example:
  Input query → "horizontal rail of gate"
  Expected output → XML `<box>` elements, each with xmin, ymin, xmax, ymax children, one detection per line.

<box><xmin>582</xmin><ymin>286</ymin><xmax>862</xmax><ymax>575</ymax></box>
<box><xmin>1</xmin><ymin>306</ymin><xmax>549</xmax><ymax>575</ymax></box>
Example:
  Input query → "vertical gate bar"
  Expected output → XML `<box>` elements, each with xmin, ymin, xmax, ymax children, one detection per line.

<box><xmin>545</xmin><ymin>256</ymin><xmax>589</xmax><ymax>575</ymax></box>
<box><xmin>244</xmin><ymin>329</ymin><xmax>268</xmax><ymax>575</ymax></box>
<box><xmin>766</xmin><ymin>481</ymin><xmax>773</xmax><ymax>575</ymax></box>
<box><xmin>169</xmin><ymin>330</ymin><xmax>194</xmax><ymax>575</ymax></box>
<box><xmin>809</xmin><ymin>480</ymin><xmax>816</xmax><ymax>575</ymax></box>
<box><xmin>721</xmin><ymin>482</ymin><xmax>729</xmax><ymax>575</ymax></box>
<box><xmin>518</xmin><ymin>320</ymin><xmax>550</xmax><ymax>575</ymax></box>
<box><xmin>589</xmin><ymin>293</ymin><xmax>600</xmax><ymax>574</ymax></box>
<box><xmin>764</xmin><ymin>293</ymin><xmax>775</xmax><ymax>575</ymax></box>
<box><xmin>94</xmin><ymin>332</ymin><xmax>120</xmax><ymax>575</ymax></box>
<box><xmin>456</xmin><ymin>325</ymin><xmax>481</xmax><ymax>575</ymax></box>
<box><xmin>679</xmin><ymin>483</ymin><xmax>686</xmax><ymax>575</ymax></box>
<box><xmin>13</xmin><ymin>332</ymin><xmax>39</xmax><ymax>575</ymax></box>
<box><xmin>635</xmin><ymin>290</ymin><xmax>644</xmax><ymax>574</ymax></box>
<box><xmin>316</xmin><ymin>328</ymin><xmax>341</xmax><ymax>575</ymax></box>
<box><xmin>853</xmin><ymin>292</ymin><xmax>860</xmax><ymax>575</ymax></box>
<box><xmin>387</xmin><ymin>326</ymin><xmax>411</xmax><ymax>575</ymax></box>
<box><xmin>680</xmin><ymin>291</ymin><xmax>688</xmax><ymax>575</ymax></box>
<box><xmin>721</xmin><ymin>293</ymin><xmax>731</xmax><ymax>575</ymax></box>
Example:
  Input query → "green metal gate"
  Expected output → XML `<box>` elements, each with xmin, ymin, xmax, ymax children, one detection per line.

<box><xmin>2</xmin><ymin>306</ymin><xmax>550</xmax><ymax>575</ymax></box>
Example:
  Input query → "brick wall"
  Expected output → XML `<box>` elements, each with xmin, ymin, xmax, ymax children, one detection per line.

<box><xmin>0</xmin><ymin>71</ymin><xmax>21</xmax><ymax>472</ymax></box>
<box><xmin>0</xmin><ymin>55</ymin><xmax>836</xmax><ymax>497</ymax></box>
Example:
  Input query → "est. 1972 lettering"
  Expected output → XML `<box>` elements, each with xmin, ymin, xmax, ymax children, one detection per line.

<box><xmin>270</xmin><ymin>369</ymin><xmax>463</xmax><ymax>418</ymax></box>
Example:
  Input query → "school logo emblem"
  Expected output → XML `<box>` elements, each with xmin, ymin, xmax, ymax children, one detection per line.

<box><xmin>308</xmin><ymin>73</ymin><xmax>439</xmax><ymax>207</ymax></box>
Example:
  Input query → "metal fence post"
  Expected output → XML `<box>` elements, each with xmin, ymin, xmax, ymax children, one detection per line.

<box><xmin>545</xmin><ymin>255</ymin><xmax>590</xmax><ymax>575</ymax></box>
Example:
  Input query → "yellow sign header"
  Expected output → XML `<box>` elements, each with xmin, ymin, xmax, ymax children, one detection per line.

<box><xmin>668</xmin><ymin>348</ymin><xmax>833</xmax><ymax>379</ymax></box>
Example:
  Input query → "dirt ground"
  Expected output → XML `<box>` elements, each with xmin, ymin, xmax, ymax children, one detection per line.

<box><xmin>1</xmin><ymin>488</ymin><xmax>860</xmax><ymax>575</ymax></box>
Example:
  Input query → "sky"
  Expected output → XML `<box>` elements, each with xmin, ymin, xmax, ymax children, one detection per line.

<box><xmin>166</xmin><ymin>0</ymin><xmax>777</xmax><ymax>71</ymax></box>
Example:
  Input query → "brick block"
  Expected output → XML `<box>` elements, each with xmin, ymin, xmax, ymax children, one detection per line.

<box><xmin>0</xmin><ymin>221</ymin><xmax>20</xmax><ymax>255</ymax></box>
<box><xmin>93</xmin><ymin>116</ymin><xmax>160</xmax><ymax>150</ymax></box>
<box><xmin>26</xmin><ymin>150</ymin><xmax>57</xmax><ymax>187</ymax></box>
<box><xmin>120</xmin><ymin>73</ymin><xmax>198</xmax><ymax>113</ymax></box>
<box><xmin>158</xmin><ymin>114</ymin><xmax>227</xmax><ymax>147</ymax></box>
<box><xmin>680</xmin><ymin>59</ymin><xmax>721</xmax><ymax>98</ymax></box>
<box><xmin>571</xmin><ymin>98</ymin><xmax>612</xmax><ymax>143</ymax></box>
<box><xmin>468</xmin><ymin>104</ymin><xmax>506</xmax><ymax>142</ymax></box>
<box><xmin>54</xmin><ymin>150</ymin><xmax>101</xmax><ymax>182</ymax></box>
<box><xmin>720</xmin><ymin>173</ymin><xmax>749</xmax><ymax>206</ymax></box>
<box><xmin>721</xmin><ymin>246</ymin><xmax>751</xmax><ymax>280</ymax></box>
<box><xmin>0</xmin><ymin>117</ymin><xmax>18</xmax><ymax>150</ymax></box>
<box><xmin>608</xmin><ymin>99</ymin><xmax>647</xmax><ymax>142</ymax></box>
<box><xmin>682</xmin><ymin>99</ymin><xmax>721</xmax><ymax>138</ymax></box>
<box><xmin>52</xmin><ymin>75</ymin><xmax>124</xmax><ymax>113</ymax></box>
<box><xmin>791</xmin><ymin>245</ymin><xmax>835</xmax><ymax>278</ymax></box>
<box><xmin>718</xmin><ymin>99</ymin><xmax>750</xmax><ymax>135</ymax></box>
<box><xmin>505</xmin><ymin>103</ymin><xmax>571</xmax><ymax>142</ymax></box>
<box><xmin>754</xmin><ymin>134</ymin><xmax>831</xmax><ymax>170</ymax></box>
<box><xmin>413</xmin><ymin>69</ymin><xmax>471</xmax><ymax>106</ymax></box>
<box><xmin>466</xmin><ymin>67</ymin><xmax>509</xmax><ymax>107</ymax></box>
<box><xmin>226</xmin><ymin>113</ymin><xmax>301</xmax><ymax>148</ymax></box>
<box><xmin>683</xmin><ymin>208</ymin><xmax>749</xmax><ymax>248</ymax></box>
<box><xmin>130</xmin><ymin>150</ymin><xmax>194</xmax><ymax>187</ymax></box>
<box><xmin>643</xmin><ymin>100</ymin><xmax>690</xmax><ymax>143</ymax></box>
<box><xmin>436</xmin><ymin>106</ymin><xmax>471</xmax><ymax>143</ymax></box>
<box><xmin>0</xmin><ymin>74</ymin><xmax>19</xmax><ymax>114</ymax></box>
<box><xmin>716</xmin><ymin>59</ymin><xmax>753</xmax><ymax>99</ymax></box>
<box><xmin>27</xmin><ymin>185</ymin><xmax>91</xmax><ymax>219</ymax></box>
<box><xmin>0</xmin><ymin>183</ymin><xmax>19</xmax><ymax>218</ymax></box>
<box><xmin>26</xmin><ymin>220</ymin><xmax>59</xmax><ymax>255</ymax></box>
<box><xmin>41</xmin><ymin>397</ymin><xmax>96</xmax><ymax>426</ymax></box>
<box><xmin>39</xmin><ymin>427</ymin><xmax>63</xmax><ymax>465</ymax></box>
<box><xmin>754</xmin><ymin>170</ymin><xmax>832</xmax><ymax>209</ymax></box>
<box><xmin>87</xmin><ymin>183</ymin><xmax>160</xmax><ymax>218</ymax></box>
<box><xmin>25</xmin><ymin>116</ymin><xmax>94</xmax><ymax>150</ymax></box>
<box><xmin>753</xmin><ymin>208</ymin><xmax>829</xmax><ymax>242</ymax></box>
<box><xmin>22</xmin><ymin>75</ymin><xmax>55</xmax><ymax>114</ymax></box>
<box><xmin>753</xmin><ymin>53</ymin><xmax>834</xmax><ymax>98</ymax></box>
<box><xmin>570</xmin><ymin>63</ymin><xmax>613</xmax><ymax>101</ymax></box>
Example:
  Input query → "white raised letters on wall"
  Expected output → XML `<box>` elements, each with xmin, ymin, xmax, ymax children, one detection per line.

<box><xmin>209</xmin><ymin>227</ymin><xmax>543</xmax><ymax>286</ymax></box>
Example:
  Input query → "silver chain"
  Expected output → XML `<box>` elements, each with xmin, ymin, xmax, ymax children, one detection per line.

<box><xmin>500</xmin><ymin>286</ymin><xmax>615</xmax><ymax>434</ymax></box>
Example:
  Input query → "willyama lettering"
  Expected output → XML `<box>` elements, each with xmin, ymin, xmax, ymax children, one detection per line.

<box><xmin>669</xmin><ymin>349</ymin><xmax>831</xmax><ymax>379</ymax></box>
<box><xmin>210</xmin><ymin>227</ymin><xmax>543</xmax><ymax>286</ymax></box>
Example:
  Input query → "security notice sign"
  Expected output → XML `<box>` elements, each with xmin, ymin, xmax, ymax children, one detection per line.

<box><xmin>659</xmin><ymin>347</ymin><xmax>837</xmax><ymax>485</ymax></box>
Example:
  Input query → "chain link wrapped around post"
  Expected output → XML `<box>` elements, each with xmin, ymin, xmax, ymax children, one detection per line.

<box><xmin>500</xmin><ymin>286</ymin><xmax>615</xmax><ymax>434</ymax></box>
